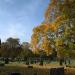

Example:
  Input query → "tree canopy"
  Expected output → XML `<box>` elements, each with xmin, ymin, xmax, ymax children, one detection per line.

<box><xmin>31</xmin><ymin>0</ymin><xmax>75</xmax><ymax>59</ymax></box>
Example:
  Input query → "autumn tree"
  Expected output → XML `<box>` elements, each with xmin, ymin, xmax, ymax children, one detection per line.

<box><xmin>31</xmin><ymin>0</ymin><xmax>75</xmax><ymax>64</ymax></box>
<box><xmin>45</xmin><ymin>0</ymin><xmax>75</xmax><ymax>58</ymax></box>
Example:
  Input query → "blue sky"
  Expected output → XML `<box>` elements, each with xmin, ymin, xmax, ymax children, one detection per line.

<box><xmin>0</xmin><ymin>0</ymin><xmax>50</xmax><ymax>43</ymax></box>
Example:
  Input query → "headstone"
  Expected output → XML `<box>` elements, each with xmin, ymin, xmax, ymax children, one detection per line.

<box><xmin>50</xmin><ymin>68</ymin><xmax>56</xmax><ymax>75</ymax></box>
<box><xmin>11</xmin><ymin>72</ymin><xmax>21</xmax><ymax>75</ymax></box>
<box><xmin>5</xmin><ymin>58</ymin><xmax>9</xmax><ymax>64</ymax></box>
<box><xmin>27</xmin><ymin>65</ymin><xmax>33</xmax><ymax>68</ymax></box>
<box><xmin>33</xmin><ymin>72</ymin><xmax>37</xmax><ymax>75</ymax></box>
<box><xmin>57</xmin><ymin>68</ymin><xmax>64</xmax><ymax>75</ymax></box>
<box><xmin>49</xmin><ymin>67</ymin><xmax>64</xmax><ymax>75</ymax></box>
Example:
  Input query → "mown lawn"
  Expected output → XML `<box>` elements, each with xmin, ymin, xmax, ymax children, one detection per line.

<box><xmin>0</xmin><ymin>60</ymin><xmax>75</xmax><ymax>75</ymax></box>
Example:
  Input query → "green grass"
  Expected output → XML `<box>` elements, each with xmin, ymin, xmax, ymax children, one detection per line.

<box><xmin>0</xmin><ymin>60</ymin><xmax>75</xmax><ymax>75</ymax></box>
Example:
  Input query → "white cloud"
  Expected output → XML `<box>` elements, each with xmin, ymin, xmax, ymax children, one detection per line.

<box><xmin>0</xmin><ymin>23</ymin><xmax>26</xmax><ymax>42</ymax></box>
<box><xmin>0</xmin><ymin>0</ymin><xmax>48</xmax><ymax>43</ymax></box>
<box><xmin>7</xmin><ymin>23</ymin><xmax>25</xmax><ymax>37</ymax></box>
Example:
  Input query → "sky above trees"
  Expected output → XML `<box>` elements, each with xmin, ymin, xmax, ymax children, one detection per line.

<box><xmin>0</xmin><ymin>0</ymin><xmax>50</xmax><ymax>42</ymax></box>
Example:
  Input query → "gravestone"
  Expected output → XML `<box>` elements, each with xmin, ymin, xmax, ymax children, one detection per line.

<box><xmin>33</xmin><ymin>72</ymin><xmax>37</xmax><ymax>75</ymax></box>
<box><xmin>49</xmin><ymin>67</ymin><xmax>64</xmax><ymax>75</ymax></box>
<box><xmin>11</xmin><ymin>72</ymin><xmax>21</xmax><ymax>75</ymax></box>
<box><xmin>27</xmin><ymin>65</ymin><xmax>33</xmax><ymax>68</ymax></box>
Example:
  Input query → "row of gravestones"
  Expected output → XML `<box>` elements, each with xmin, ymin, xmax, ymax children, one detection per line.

<box><xmin>10</xmin><ymin>67</ymin><xmax>64</xmax><ymax>75</ymax></box>
<box><xmin>0</xmin><ymin>65</ymin><xmax>64</xmax><ymax>75</ymax></box>
<box><xmin>0</xmin><ymin>39</ymin><xmax>64</xmax><ymax>75</ymax></box>
<box><xmin>0</xmin><ymin>39</ymin><xmax>46</xmax><ymax>66</ymax></box>
<box><xmin>25</xmin><ymin>59</ymin><xmax>43</xmax><ymax>66</ymax></box>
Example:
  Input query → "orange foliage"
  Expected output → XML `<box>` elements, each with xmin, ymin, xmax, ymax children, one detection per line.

<box><xmin>45</xmin><ymin>0</ymin><xmax>60</xmax><ymax>19</ymax></box>
<box><xmin>49</xmin><ymin>24</ymin><xmax>57</xmax><ymax>32</ymax></box>
<box><xmin>31</xmin><ymin>34</ymin><xmax>38</xmax><ymax>46</ymax></box>
<box><xmin>49</xmin><ymin>16</ymin><xmax>67</xmax><ymax>32</ymax></box>
<box><xmin>33</xmin><ymin>23</ymin><xmax>49</xmax><ymax>34</ymax></box>
<box><xmin>41</xmin><ymin>36</ymin><xmax>52</xmax><ymax>56</ymax></box>
<box><xmin>45</xmin><ymin>0</ymin><xmax>57</xmax><ymax>19</ymax></box>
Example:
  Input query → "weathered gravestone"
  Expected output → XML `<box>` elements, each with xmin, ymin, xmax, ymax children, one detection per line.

<box><xmin>49</xmin><ymin>67</ymin><xmax>64</xmax><ymax>75</ymax></box>
<box><xmin>11</xmin><ymin>72</ymin><xmax>21</xmax><ymax>75</ymax></box>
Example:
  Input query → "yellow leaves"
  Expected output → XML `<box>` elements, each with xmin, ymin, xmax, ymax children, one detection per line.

<box><xmin>31</xmin><ymin>34</ymin><xmax>40</xmax><ymax>54</ymax></box>
<box><xmin>32</xmin><ymin>21</ymin><xmax>60</xmax><ymax>54</ymax></box>
<box><xmin>45</xmin><ymin>0</ymin><xmax>70</xmax><ymax>25</ymax></box>
<box><xmin>53</xmin><ymin>16</ymin><xmax>66</xmax><ymax>26</ymax></box>
<box><xmin>33</xmin><ymin>16</ymin><xmax>66</xmax><ymax>33</ymax></box>
<box><xmin>33</xmin><ymin>23</ymin><xmax>57</xmax><ymax>32</ymax></box>
<box><xmin>49</xmin><ymin>24</ymin><xmax>57</xmax><ymax>32</ymax></box>
<box><xmin>31</xmin><ymin>24</ymin><xmax>49</xmax><ymax>54</ymax></box>
<box><xmin>40</xmin><ymin>36</ymin><xmax>52</xmax><ymax>56</ymax></box>
<box><xmin>55</xmin><ymin>16</ymin><xmax>65</xmax><ymax>24</ymax></box>
<box><xmin>48</xmin><ymin>16</ymin><xmax>68</xmax><ymax>32</ymax></box>
<box><xmin>31</xmin><ymin>34</ymin><xmax>39</xmax><ymax>52</ymax></box>
<box><xmin>45</xmin><ymin>0</ymin><xmax>57</xmax><ymax>19</ymax></box>
<box><xmin>55</xmin><ymin>38</ymin><xmax>63</xmax><ymax>47</ymax></box>
<box><xmin>33</xmin><ymin>47</ymin><xmax>40</xmax><ymax>54</ymax></box>
<box><xmin>33</xmin><ymin>26</ymin><xmax>41</xmax><ymax>33</ymax></box>
<box><xmin>64</xmin><ymin>26</ymin><xmax>71</xmax><ymax>37</ymax></box>
<box><xmin>43</xmin><ymin>24</ymin><xmax>49</xmax><ymax>31</ymax></box>
<box><xmin>31</xmin><ymin>0</ymin><xmax>75</xmax><ymax>56</ymax></box>
<box><xmin>33</xmin><ymin>23</ymin><xmax>50</xmax><ymax>34</ymax></box>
